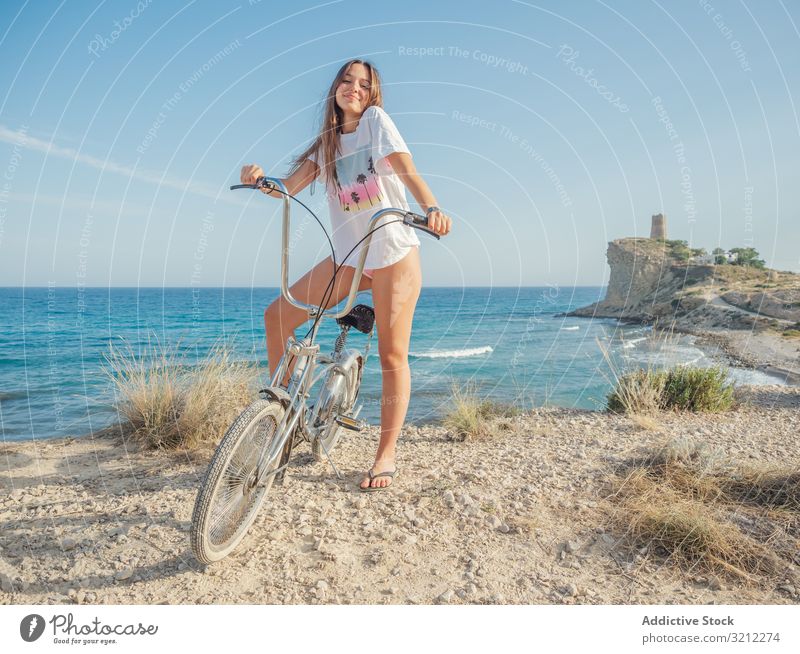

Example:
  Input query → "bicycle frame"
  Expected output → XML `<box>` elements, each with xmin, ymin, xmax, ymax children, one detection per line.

<box><xmin>249</xmin><ymin>176</ymin><xmax>424</xmax><ymax>484</ymax></box>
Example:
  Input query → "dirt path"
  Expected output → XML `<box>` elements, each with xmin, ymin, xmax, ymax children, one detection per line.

<box><xmin>707</xmin><ymin>294</ymin><xmax>794</xmax><ymax>326</ymax></box>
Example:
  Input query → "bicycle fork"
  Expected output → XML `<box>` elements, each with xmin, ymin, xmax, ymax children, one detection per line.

<box><xmin>254</xmin><ymin>339</ymin><xmax>318</xmax><ymax>487</ymax></box>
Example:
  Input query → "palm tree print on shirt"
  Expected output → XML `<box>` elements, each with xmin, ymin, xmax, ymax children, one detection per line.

<box><xmin>356</xmin><ymin>174</ymin><xmax>373</xmax><ymax>205</ymax></box>
<box><xmin>335</xmin><ymin>150</ymin><xmax>383</xmax><ymax>212</ymax></box>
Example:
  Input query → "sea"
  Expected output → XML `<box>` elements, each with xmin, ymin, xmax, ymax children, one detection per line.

<box><xmin>0</xmin><ymin>286</ymin><xmax>788</xmax><ymax>442</ymax></box>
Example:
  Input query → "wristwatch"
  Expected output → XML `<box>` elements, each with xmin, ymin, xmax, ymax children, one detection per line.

<box><xmin>425</xmin><ymin>206</ymin><xmax>442</xmax><ymax>215</ymax></box>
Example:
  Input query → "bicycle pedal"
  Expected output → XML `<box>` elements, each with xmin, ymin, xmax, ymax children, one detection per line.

<box><xmin>334</xmin><ymin>415</ymin><xmax>364</xmax><ymax>432</ymax></box>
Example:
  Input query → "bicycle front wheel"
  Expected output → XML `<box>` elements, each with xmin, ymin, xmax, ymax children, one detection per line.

<box><xmin>191</xmin><ymin>398</ymin><xmax>287</xmax><ymax>564</ymax></box>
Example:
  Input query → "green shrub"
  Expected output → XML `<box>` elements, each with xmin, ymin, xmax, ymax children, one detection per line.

<box><xmin>607</xmin><ymin>366</ymin><xmax>734</xmax><ymax>414</ymax></box>
<box><xmin>661</xmin><ymin>366</ymin><xmax>734</xmax><ymax>411</ymax></box>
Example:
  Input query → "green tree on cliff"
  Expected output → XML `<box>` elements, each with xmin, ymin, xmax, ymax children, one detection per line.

<box><xmin>729</xmin><ymin>247</ymin><xmax>766</xmax><ymax>268</ymax></box>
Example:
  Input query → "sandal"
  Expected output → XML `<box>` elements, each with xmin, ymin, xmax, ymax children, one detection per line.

<box><xmin>359</xmin><ymin>467</ymin><xmax>397</xmax><ymax>493</ymax></box>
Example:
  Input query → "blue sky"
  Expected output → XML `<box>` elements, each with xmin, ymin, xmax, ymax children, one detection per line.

<box><xmin>1</xmin><ymin>0</ymin><xmax>798</xmax><ymax>287</ymax></box>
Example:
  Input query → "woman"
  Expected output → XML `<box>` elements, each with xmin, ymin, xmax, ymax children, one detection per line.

<box><xmin>240</xmin><ymin>59</ymin><xmax>451</xmax><ymax>491</ymax></box>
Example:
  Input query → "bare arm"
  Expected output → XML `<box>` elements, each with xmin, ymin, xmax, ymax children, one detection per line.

<box><xmin>239</xmin><ymin>158</ymin><xmax>320</xmax><ymax>197</ymax></box>
<box><xmin>385</xmin><ymin>152</ymin><xmax>452</xmax><ymax>236</ymax></box>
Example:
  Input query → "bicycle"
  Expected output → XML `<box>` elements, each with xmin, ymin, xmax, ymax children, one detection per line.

<box><xmin>190</xmin><ymin>176</ymin><xmax>439</xmax><ymax>564</ymax></box>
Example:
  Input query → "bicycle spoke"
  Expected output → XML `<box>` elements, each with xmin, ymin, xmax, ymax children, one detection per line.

<box><xmin>205</xmin><ymin>412</ymin><xmax>279</xmax><ymax>548</ymax></box>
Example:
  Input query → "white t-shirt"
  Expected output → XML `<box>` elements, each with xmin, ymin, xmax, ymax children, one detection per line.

<box><xmin>308</xmin><ymin>105</ymin><xmax>421</xmax><ymax>270</ymax></box>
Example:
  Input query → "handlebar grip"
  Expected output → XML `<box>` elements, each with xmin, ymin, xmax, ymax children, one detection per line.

<box><xmin>230</xmin><ymin>176</ymin><xmax>276</xmax><ymax>192</ymax></box>
<box><xmin>402</xmin><ymin>211</ymin><xmax>441</xmax><ymax>240</ymax></box>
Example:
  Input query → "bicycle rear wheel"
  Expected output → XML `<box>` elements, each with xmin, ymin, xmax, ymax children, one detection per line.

<box><xmin>191</xmin><ymin>398</ymin><xmax>287</xmax><ymax>564</ymax></box>
<box><xmin>312</xmin><ymin>360</ymin><xmax>360</xmax><ymax>462</ymax></box>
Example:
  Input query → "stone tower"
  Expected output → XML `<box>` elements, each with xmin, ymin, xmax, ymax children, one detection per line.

<box><xmin>650</xmin><ymin>213</ymin><xmax>667</xmax><ymax>239</ymax></box>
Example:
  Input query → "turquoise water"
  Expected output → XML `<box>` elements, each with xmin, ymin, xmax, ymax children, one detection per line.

<box><xmin>0</xmin><ymin>286</ymin><xmax>785</xmax><ymax>442</ymax></box>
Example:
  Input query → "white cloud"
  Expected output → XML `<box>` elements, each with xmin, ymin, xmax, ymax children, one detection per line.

<box><xmin>0</xmin><ymin>124</ymin><xmax>245</xmax><ymax>205</ymax></box>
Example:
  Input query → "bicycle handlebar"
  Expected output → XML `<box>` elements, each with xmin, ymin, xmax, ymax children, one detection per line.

<box><xmin>231</xmin><ymin>175</ymin><xmax>440</xmax><ymax>321</ymax></box>
<box><xmin>231</xmin><ymin>177</ymin><xmax>440</xmax><ymax>240</ymax></box>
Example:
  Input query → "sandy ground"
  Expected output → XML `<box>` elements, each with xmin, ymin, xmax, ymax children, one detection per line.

<box><xmin>1</xmin><ymin>385</ymin><xmax>799</xmax><ymax>606</ymax></box>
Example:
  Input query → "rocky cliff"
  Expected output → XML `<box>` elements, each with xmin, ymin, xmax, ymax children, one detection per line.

<box><xmin>568</xmin><ymin>237</ymin><xmax>800</xmax><ymax>329</ymax></box>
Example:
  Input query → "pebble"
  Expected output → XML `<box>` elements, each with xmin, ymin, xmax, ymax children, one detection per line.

<box><xmin>442</xmin><ymin>490</ymin><xmax>455</xmax><ymax>505</ymax></box>
<box><xmin>564</xmin><ymin>540</ymin><xmax>579</xmax><ymax>554</ymax></box>
<box><xmin>437</xmin><ymin>589</ymin><xmax>454</xmax><ymax>604</ymax></box>
<box><xmin>498</xmin><ymin>523</ymin><xmax>511</xmax><ymax>534</ymax></box>
<box><xmin>486</xmin><ymin>515</ymin><xmax>501</xmax><ymax>529</ymax></box>
<box><xmin>0</xmin><ymin>573</ymin><xmax>14</xmax><ymax>593</ymax></box>
<box><xmin>316</xmin><ymin>580</ymin><xmax>329</xmax><ymax>592</ymax></box>
<box><xmin>777</xmin><ymin>584</ymin><xmax>796</xmax><ymax>596</ymax></box>
<box><xmin>114</xmin><ymin>568</ymin><xmax>134</xmax><ymax>582</ymax></box>
<box><xmin>62</xmin><ymin>538</ymin><xmax>77</xmax><ymax>551</ymax></box>
<box><xmin>456</xmin><ymin>492</ymin><xmax>473</xmax><ymax>507</ymax></box>
<box><xmin>563</xmin><ymin>583</ymin><xmax>578</xmax><ymax>597</ymax></box>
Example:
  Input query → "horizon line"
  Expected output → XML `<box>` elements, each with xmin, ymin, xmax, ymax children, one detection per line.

<box><xmin>1</xmin><ymin>284</ymin><xmax>609</xmax><ymax>290</ymax></box>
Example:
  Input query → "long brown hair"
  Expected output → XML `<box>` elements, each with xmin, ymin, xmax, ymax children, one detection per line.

<box><xmin>288</xmin><ymin>59</ymin><xmax>383</xmax><ymax>194</ymax></box>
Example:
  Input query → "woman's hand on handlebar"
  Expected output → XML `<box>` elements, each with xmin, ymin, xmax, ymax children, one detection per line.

<box><xmin>240</xmin><ymin>164</ymin><xmax>263</xmax><ymax>184</ymax></box>
<box><xmin>240</xmin><ymin>164</ymin><xmax>272</xmax><ymax>194</ymax></box>
<box><xmin>426</xmin><ymin>209</ymin><xmax>452</xmax><ymax>236</ymax></box>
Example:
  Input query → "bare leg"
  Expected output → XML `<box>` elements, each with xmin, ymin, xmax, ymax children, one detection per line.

<box><xmin>264</xmin><ymin>258</ymin><xmax>371</xmax><ymax>386</ymax></box>
<box><xmin>360</xmin><ymin>246</ymin><xmax>422</xmax><ymax>489</ymax></box>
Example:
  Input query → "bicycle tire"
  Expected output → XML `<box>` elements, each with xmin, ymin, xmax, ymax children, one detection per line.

<box><xmin>191</xmin><ymin>398</ymin><xmax>286</xmax><ymax>564</ymax></box>
<box><xmin>312</xmin><ymin>360</ymin><xmax>360</xmax><ymax>462</ymax></box>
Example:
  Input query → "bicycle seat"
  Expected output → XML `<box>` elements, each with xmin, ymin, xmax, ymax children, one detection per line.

<box><xmin>336</xmin><ymin>303</ymin><xmax>375</xmax><ymax>334</ymax></box>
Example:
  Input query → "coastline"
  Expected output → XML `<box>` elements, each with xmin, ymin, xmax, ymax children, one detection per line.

<box><xmin>1</xmin><ymin>385</ymin><xmax>798</xmax><ymax>606</ymax></box>
<box><xmin>563</xmin><ymin>309</ymin><xmax>800</xmax><ymax>387</ymax></box>
<box><xmin>683</xmin><ymin>328</ymin><xmax>800</xmax><ymax>386</ymax></box>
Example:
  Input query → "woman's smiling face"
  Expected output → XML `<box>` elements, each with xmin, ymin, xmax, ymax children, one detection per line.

<box><xmin>336</xmin><ymin>62</ymin><xmax>372</xmax><ymax>116</ymax></box>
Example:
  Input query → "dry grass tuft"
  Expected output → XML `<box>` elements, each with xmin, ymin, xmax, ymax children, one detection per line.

<box><xmin>722</xmin><ymin>468</ymin><xmax>800</xmax><ymax>511</ymax></box>
<box><xmin>105</xmin><ymin>337</ymin><xmax>259</xmax><ymax>450</ymax></box>
<box><xmin>443</xmin><ymin>381</ymin><xmax>520</xmax><ymax>441</ymax></box>
<box><xmin>628</xmin><ymin>413</ymin><xmax>663</xmax><ymax>432</ymax></box>
<box><xmin>608</xmin><ymin>438</ymin><xmax>798</xmax><ymax>583</ymax></box>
